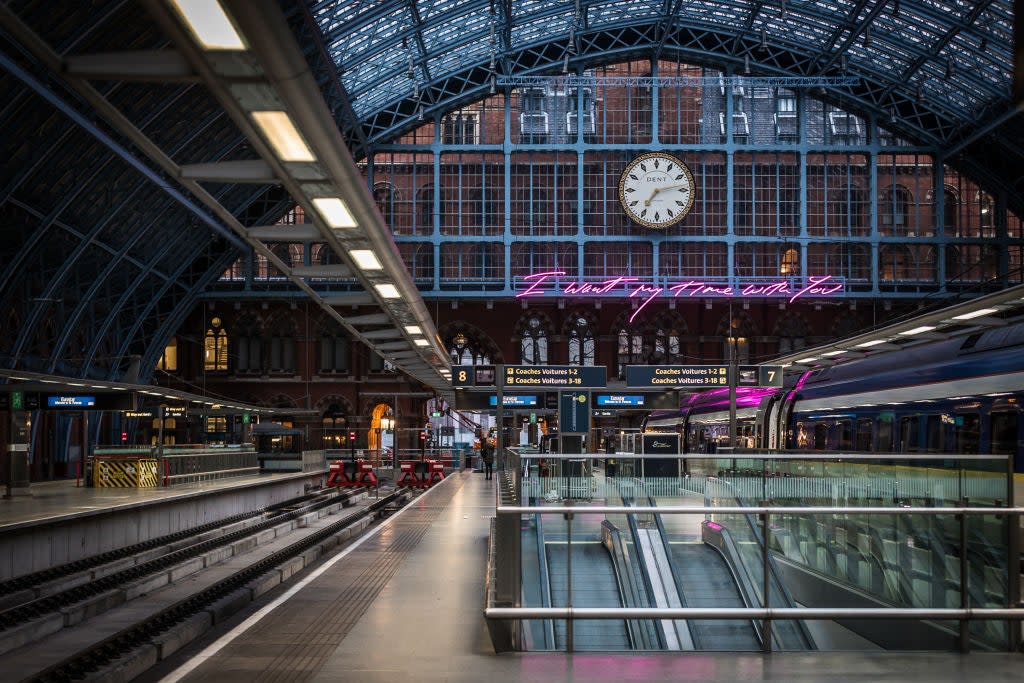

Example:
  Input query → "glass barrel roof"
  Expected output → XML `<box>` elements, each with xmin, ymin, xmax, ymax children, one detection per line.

<box><xmin>309</xmin><ymin>0</ymin><xmax>1014</xmax><ymax>148</ymax></box>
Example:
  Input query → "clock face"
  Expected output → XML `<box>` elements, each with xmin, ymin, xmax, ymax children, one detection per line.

<box><xmin>618</xmin><ymin>152</ymin><xmax>695</xmax><ymax>228</ymax></box>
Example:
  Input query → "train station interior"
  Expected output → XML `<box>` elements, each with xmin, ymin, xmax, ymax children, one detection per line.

<box><xmin>1</xmin><ymin>1</ymin><xmax>1023</xmax><ymax>681</ymax></box>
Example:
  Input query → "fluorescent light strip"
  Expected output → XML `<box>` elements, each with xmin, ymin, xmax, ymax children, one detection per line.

<box><xmin>899</xmin><ymin>325</ymin><xmax>937</xmax><ymax>336</ymax></box>
<box><xmin>348</xmin><ymin>249</ymin><xmax>382</xmax><ymax>271</ymax></box>
<box><xmin>170</xmin><ymin>0</ymin><xmax>246</xmax><ymax>50</ymax></box>
<box><xmin>952</xmin><ymin>307</ymin><xmax>999</xmax><ymax>320</ymax></box>
<box><xmin>312</xmin><ymin>198</ymin><xmax>357</xmax><ymax>228</ymax></box>
<box><xmin>822</xmin><ymin>350</ymin><xmax>845</xmax><ymax>357</ymax></box>
<box><xmin>251</xmin><ymin>111</ymin><xmax>315</xmax><ymax>162</ymax></box>
<box><xmin>796</xmin><ymin>357</ymin><xmax>818</xmax><ymax>363</ymax></box>
<box><xmin>414</xmin><ymin>338</ymin><xmax>430</xmax><ymax>347</ymax></box>
<box><xmin>404</xmin><ymin>325</ymin><xmax>422</xmax><ymax>334</ymax></box>
<box><xmin>855</xmin><ymin>339</ymin><xmax>889</xmax><ymax>348</ymax></box>
<box><xmin>375</xmin><ymin>283</ymin><xmax>400</xmax><ymax>299</ymax></box>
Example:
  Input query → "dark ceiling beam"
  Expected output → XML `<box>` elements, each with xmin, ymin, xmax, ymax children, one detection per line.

<box><xmin>407</xmin><ymin>0</ymin><xmax>432</xmax><ymax>84</ymax></box>
<box><xmin>180</xmin><ymin>160</ymin><xmax>277</xmax><ymax>183</ymax></box>
<box><xmin>817</xmin><ymin>0</ymin><xmax>891</xmax><ymax>73</ymax></box>
<box><xmin>895</xmin><ymin>0</ymin><xmax>997</xmax><ymax>85</ymax></box>
<box><xmin>64</xmin><ymin>50</ymin><xmax>196</xmax><ymax>81</ymax></box>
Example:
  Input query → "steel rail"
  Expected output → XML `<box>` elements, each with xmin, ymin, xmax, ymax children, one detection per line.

<box><xmin>497</xmin><ymin>505</ymin><xmax>1024</xmax><ymax>516</ymax></box>
<box><xmin>485</xmin><ymin>607</ymin><xmax>1024</xmax><ymax>620</ymax></box>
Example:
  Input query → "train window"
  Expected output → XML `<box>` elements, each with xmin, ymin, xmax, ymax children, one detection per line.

<box><xmin>926</xmin><ymin>415</ymin><xmax>945</xmax><ymax>453</ymax></box>
<box><xmin>876</xmin><ymin>416</ymin><xmax>893</xmax><ymax>452</ymax></box>
<box><xmin>900</xmin><ymin>416</ymin><xmax>920</xmax><ymax>452</ymax></box>
<box><xmin>813</xmin><ymin>423</ymin><xmax>828</xmax><ymax>450</ymax></box>
<box><xmin>955</xmin><ymin>413</ymin><xmax>980</xmax><ymax>454</ymax></box>
<box><xmin>989</xmin><ymin>412</ymin><xmax>1016</xmax><ymax>454</ymax></box>
<box><xmin>856</xmin><ymin>419</ymin><xmax>873</xmax><ymax>451</ymax></box>
<box><xmin>838</xmin><ymin>420</ymin><xmax>853</xmax><ymax>450</ymax></box>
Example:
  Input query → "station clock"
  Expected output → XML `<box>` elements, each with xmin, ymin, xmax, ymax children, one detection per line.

<box><xmin>618</xmin><ymin>152</ymin><xmax>695</xmax><ymax>228</ymax></box>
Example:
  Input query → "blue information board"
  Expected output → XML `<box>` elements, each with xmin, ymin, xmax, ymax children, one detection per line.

<box><xmin>594</xmin><ymin>394</ymin><xmax>646</xmax><ymax>407</ymax></box>
<box><xmin>46</xmin><ymin>395</ymin><xmax>96</xmax><ymax>408</ymax></box>
<box><xmin>488</xmin><ymin>394</ymin><xmax>538</xmax><ymax>407</ymax></box>
<box><xmin>559</xmin><ymin>391</ymin><xmax>591</xmax><ymax>434</ymax></box>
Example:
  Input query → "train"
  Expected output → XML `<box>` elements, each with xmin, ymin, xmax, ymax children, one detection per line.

<box><xmin>644</xmin><ymin>322</ymin><xmax>1024</xmax><ymax>475</ymax></box>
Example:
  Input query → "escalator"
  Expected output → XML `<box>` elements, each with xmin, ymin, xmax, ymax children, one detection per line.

<box><xmin>538</xmin><ymin>509</ymin><xmax>633</xmax><ymax>650</ymax></box>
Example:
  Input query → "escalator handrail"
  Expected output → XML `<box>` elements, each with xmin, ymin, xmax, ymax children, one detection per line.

<box><xmin>535</xmin><ymin>510</ymin><xmax>556</xmax><ymax>649</ymax></box>
<box><xmin>601</xmin><ymin>519</ymin><xmax>659</xmax><ymax>650</ymax></box>
<box><xmin>705</xmin><ymin>477</ymin><xmax>817</xmax><ymax>650</ymax></box>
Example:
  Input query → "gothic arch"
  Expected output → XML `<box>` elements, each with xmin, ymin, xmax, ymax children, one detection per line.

<box><xmin>560</xmin><ymin>308</ymin><xmax>600</xmax><ymax>336</ymax></box>
<box><xmin>315</xmin><ymin>394</ymin><xmax>354</xmax><ymax>416</ymax></box>
<box><xmin>438</xmin><ymin>321</ymin><xmax>503</xmax><ymax>364</ymax></box>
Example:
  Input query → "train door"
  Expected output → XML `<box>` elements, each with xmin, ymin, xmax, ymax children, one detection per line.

<box><xmin>764</xmin><ymin>397</ymin><xmax>781</xmax><ymax>450</ymax></box>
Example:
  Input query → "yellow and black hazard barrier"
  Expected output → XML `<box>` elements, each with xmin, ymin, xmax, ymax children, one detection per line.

<box><xmin>93</xmin><ymin>458</ymin><xmax>160</xmax><ymax>488</ymax></box>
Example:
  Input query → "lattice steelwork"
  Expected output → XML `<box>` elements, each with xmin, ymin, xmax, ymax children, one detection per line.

<box><xmin>359</xmin><ymin>60</ymin><xmax>1023</xmax><ymax>298</ymax></box>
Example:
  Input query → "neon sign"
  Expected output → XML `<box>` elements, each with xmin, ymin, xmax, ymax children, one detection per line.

<box><xmin>516</xmin><ymin>271</ymin><xmax>845</xmax><ymax>322</ymax></box>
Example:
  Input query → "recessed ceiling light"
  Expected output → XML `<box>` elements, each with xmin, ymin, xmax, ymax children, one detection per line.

<box><xmin>349</xmin><ymin>249</ymin><xmax>382</xmax><ymax>271</ymax></box>
<box><xmin>952</xmin><ymin>308</ymin><xmax>999</xmax><ymax>320</ymax></box>
<box><xmin>404</xmin><ymin>325</ymin><xmax>422</xmax><ymax>334</ymax></box>
<box><xmin>414</xmin><ymin>338</ymin><xmax>430</xmax><ymax>347</ymax></box>
<box><xmin>899</xmin><ymin>325</ymin><xmax>937</xmax><ymax>336</ymax></box>
<box><xmin>796</xmin><ymin>357</ymin><xmax>818</xmax><ymax>363</ymax></box>
<box><xmin>375</xmin><ymin>283</ymin><xmax>400</xmax><ymax>299</ymax></box>
<box><xmin>170</xmin><ymin>0</ymin><xmax>246</xmax><ymax>50</ymax></box>
<box><xmin>312</xmin><ymin>197</ymin><xmax>357</xmax><ymax>228</ymax></box>
<box><xmin>251</xmin><ymin>111</ymin><xmax>315</xmax><ymax>162</ymax></box>
<box><xmin>822</xmin><ymin>350</ymin><xmax>845</xmax><ymax>357</ymax></box>
<box><xmin>856</xmin><ymin>339</ymin><xmax>889</xmax><ymax>348</ymax></box>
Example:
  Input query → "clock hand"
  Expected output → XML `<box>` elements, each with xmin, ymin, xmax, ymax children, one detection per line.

<box><xmin>645</xmin><ymin>183</ymin><xmax>689</xmax><ymax>206</ymax></box>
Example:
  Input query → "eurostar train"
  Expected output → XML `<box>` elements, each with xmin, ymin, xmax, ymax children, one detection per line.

<box><xmin>644</xmin><ymin>322</ymin><xmax>1024</xmax><ymax>474</ymax></box>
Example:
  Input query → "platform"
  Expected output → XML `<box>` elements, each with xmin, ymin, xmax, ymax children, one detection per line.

<box><xmin>159</xmin><ymin>469</ymin><xmax>1023</xmax><ymax>683</ymax></box>
<box><xmin>0</xmin><ymin>472</ymin><xmax>325</xmax><ymax>581</ymax></box>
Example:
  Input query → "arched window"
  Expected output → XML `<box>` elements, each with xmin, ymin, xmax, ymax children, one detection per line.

<box><xmin>943</xmin><ymin>187</ymin><xmax>959</xmax><ymax>234</ymax></box>
<box><xmin>319</xmin><ymin>321</ymin><xmax>349</xmax><ymax>373</ymax></box>
<box><xmin>157</xmin><ymin>337</ymin><xmax>177</xmax><ymax>372</ymax></box>
<box><xmin>879</xmin><ymin>245</ymin><xmax>912</xmax><ymax>282</ymax></box>
<box><xmin>653</xmin><ymin>327</ymin><xmax>682</xmax><ymax>364</ymax></box>
<box><xmin>879</xmin><ymin>185</ymin><xmax>911</xmax><ymax>233</ymax></box>
<box><xmin>780</xmin><ymin>245</ymin><xmax>801</xmax><ymax>276</ymax></box>
<box><xmin>520</xmin><ymin>317</ymin><xmax>548</xmax><ymax>365</ymax></box>
<box><xmin>567</xmin><ymin>317</ymin><xmax>595</xmax><ymax>366</ymax></box>
<box><xmin>373</xmin><ymin>182</ymin><xmax>398</xmax><ymax>226</ymax></box>
<box><xmin>775</xmin><ymin>314</ymin><xmax>809</xmax><ymax>354</ymax></box>
<box><xmin>268</xmin><ymin>317</ymin><xmax>296</xmax><ymax>372</ymax></box>
<box><xmin>448</xmin><ymin>331</ymin><xmax>491</xmax><ymax>366</ymax></box>
<box><xmin>204</xmin><ymin>317</ymin><xmax>229</xmax><ymax>371</ymax></box>
<box><xmin>616</xmin><ymin>327</ymin><xmax>645</xmax><ymax>378</ymax></box>
<box><xmin>235</xmin><ymin>316</ymin><xmax>262</xmax><ymax>374</ymax></box>
<box><xmin>321</xmin><ymin>405</ymin><xmax>347</xmax><ymax>449</ymax></box>
<box><xmin>978</xmin><ymin>192</ymin><xmax>995</xmax><ymax>236</ymax></box>
<box><xmin>416</xmin><ymin>184</ymin><xmax>434</xmax><ymax>233</ymax></box>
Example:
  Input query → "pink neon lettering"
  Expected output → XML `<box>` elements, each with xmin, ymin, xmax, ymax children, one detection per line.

<box><xmin>789</xmin><ymin>275</ymin><xmax>843</xmax><ymax>303</ymax></box>
<box><xmin>628</xmin><ymin>284</ymin><xmax>663</xmax><ymax>322</ymax></box>
<box><xmin>516</xmin><ymin>270</ymin><xmax>565</xmax><ymax>297</ymax></box>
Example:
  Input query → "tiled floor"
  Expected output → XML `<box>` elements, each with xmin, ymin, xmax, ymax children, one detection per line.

<box><xmin>158</xmin><ymin>470</ymin><xmax>1023</xmax><ymax>682</ymax></box>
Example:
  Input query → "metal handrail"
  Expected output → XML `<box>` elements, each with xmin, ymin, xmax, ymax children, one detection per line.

<box><xmin>509</xmin><ymin>449</ymin><xmax>1010</xmax><ymax>462</ymax></box>
<box><xmin>486</xmin><ymin>607</ymin><xmax>1024</xmax><ymax>620</ymax></box>
<box><xmin>498</xmin><ymin>505</ymin><xmax>1024</xmax><ymax>515</ymax></box>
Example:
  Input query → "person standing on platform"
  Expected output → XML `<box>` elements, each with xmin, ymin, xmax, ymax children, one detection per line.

<box><xmin>481</xmin><ymin>440</ymin><xmax>494</xmax><ymax>480</ymax></box>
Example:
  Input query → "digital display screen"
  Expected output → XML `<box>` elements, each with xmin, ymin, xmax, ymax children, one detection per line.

<box><xmin>488</xmin><ymin>395</ymin><xmax>538</xmax><ymax>407</ymax></box>
<box><xmin>47</xmin><ymin>395</ymin><xmax>96</xmax><ymax>408</ymax></box>
<box><xmin>595</xmin><ymin>394</ymin><xmax>645</xmax><ymax>407</ymax></box>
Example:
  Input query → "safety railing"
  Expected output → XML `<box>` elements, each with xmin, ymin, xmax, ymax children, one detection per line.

<box><xmin>487</xmin><ymin>503</ymin><xmax>1024</xmax><ymax>653</ymax></box>
<box><xmin>489</xmin><ymin>448</ymin><xmax>1022</xmax><ymax>653</ymax></box>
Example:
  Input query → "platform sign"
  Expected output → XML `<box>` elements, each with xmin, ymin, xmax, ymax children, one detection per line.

<box><xmin>11</xmin><ymin>391</ymin><xmax>22</xmax><ymax>410</ymax></box>
<box><xmin>502</xmin><ymin>365</ymin><xmax>606</xmax><ymax>388</ymax></box>
<box><xmin>46</xmin><ymin>395</ymin><xmax>96</xmax><ymax>408</ymax></box>
<box><xmin>738</xmin><ymin>365</ymin><xmax>785</xmax><ymax>387</ymax></box>
<box><xmin>559</xmin><ymin>391</ymin><xmax>591</xmax><ymax>434</ymax></box>
<box><xmin>594</xmin><ymin>394</ymin><xmax>646</xmax><ymax>407</ymax></box>
<box><xmin>242</xmin><ymin>412</ymin><xmax>251</xmax><ymax>424</ymax></box>
<box><xmin>488</xmin><ymin>394</ymin><xmax>539</xmax><ymax>407</ymax></box>
<box><xmin>164</xmin><ymin>405</ymin><xmax>187</xmax><ymax>418</ymax></box>
<box><xmin>124</xmin><ymin>410</ymin><xmax>153</xmax><ymax>418</ymax></box>
<box><xmin>626</xmin><ymin>365</ymin><xmax>730</xmax><ymax>388</ymax></box>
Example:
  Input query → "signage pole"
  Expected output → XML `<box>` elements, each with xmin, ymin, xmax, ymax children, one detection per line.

<box><xmin>728</xmin><ymin>337</ymin><xmax>738</xmax><ymax>448</ymax></box>
<box><xmin>495</xmin><ymin>365</ymin><xmax>504</xmax><ymax>474</ymax></box>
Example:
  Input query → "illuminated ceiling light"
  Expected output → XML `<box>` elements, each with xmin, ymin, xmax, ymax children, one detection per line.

<box><xmin>986</xmin><ymin>392</ymin><xmax>1010</xmax><ymax>397</ymax></box>
<box><xmin>170</xmin><ymin>0</ymin><xmax>246</xmax><ymax>50</ymax></box>
<box><xmin>414</xmin><ymin>338</ymin><xmax>430</xmax><ymax>347</ymax></box>
<box><xmin>952</xmin><ymin>307</ymin><xmax>999</xmax><ymax>320</ymax></box>
<box><xmin>404</xmin><ymin>325</ymin><xmax>423</xmax><ymax>334</ymax></box>
<box><xmin>349</xmin><ymin>249</ymin><xmax>382</xmax><ymax>271</ymax></box>
<box><xmin>68</xmin><ymin>382</ymin><xmax>86</xmax><ymax>386</ymax></box>
<box><xmin>796</xmin><ymin>357</ymin><xmax>818</xmax><ymax>363</ymax></box>
<box><xmin>822</xmin><ymin>350</ymin><xmax>846</xmax><ymax>357</ymax></box>
<box><xmin>312</xmin><ymin>197</ymin><xmax>357</xmax><ymax>228</ymax></box>
<box><xmin>856</xmin><ymin>339</ymin><xmax>889</xmax><ymax>348</ymax></box>
<box><xmin>251</xmin><ymin>111</ymin><xmax>315</xmax><ymax>162</ymax></box>
<box><xmin>41</xmin><ymin>379</ymin><xmax>59</xmax><ymax>384</ymax></box>
<box><xmin>899</xmin><ymin>325</ymin><xmax>937</xmax><ymax>336</ymax></box>
<box><xmin>375</xmin><ymin>283</ymin><xmax>401</xmax><ymax>299</ymax></box>
<box><xmin>90</xmin><ymin>385</ymin><xmax>108</xmax><ymax>389</ymax></box>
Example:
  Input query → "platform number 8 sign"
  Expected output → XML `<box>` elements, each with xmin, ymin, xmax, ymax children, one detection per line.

<box><xmin>453</xmin><ymin>365</ymin><xmax>474</xmax><ymax>387</ymax></box>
